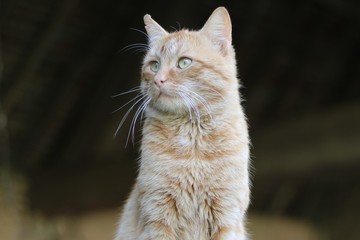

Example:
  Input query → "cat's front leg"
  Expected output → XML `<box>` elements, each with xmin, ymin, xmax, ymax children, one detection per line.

<box><xmin>211</xmin><ymin>225</ymin><xmax>248</xmax><ymax>240</ymax></box>
<box><xmin>138</xmin><ymin>221</ymin><xmax>177</xmax><ymax>240</ymax></box>
<box><xmin>137</xmin><ymin>186</ymin><xmax>178</xmax><ymax>240</ymax></box>
<box><xmin>209</xmin><ymin>191</ymin><xmax>249</xmax><ymax>240</ymax></box>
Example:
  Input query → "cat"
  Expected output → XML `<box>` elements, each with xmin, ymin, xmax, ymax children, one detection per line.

<box><xmin>115</xmin><ymin>7</ymin><xmax>251</xmax><ymax>240</ymax></box>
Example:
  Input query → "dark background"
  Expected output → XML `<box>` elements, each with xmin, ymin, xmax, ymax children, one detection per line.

<box><xmin>1</xmin><ymin>0</ymin><xmax>360</xmax><ymax>239</ymax></box>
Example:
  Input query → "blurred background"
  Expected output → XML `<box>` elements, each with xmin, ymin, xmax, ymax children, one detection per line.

<box><xmin>1</xmin><ymin>0</ymin><xmax>359</xmax><ymax>239</ymax></box>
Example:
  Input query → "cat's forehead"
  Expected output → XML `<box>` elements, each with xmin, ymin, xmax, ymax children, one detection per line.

<box><xmin>160</xmin><ymin>37</ymin><xmax>179</xmax><ymax>55</ymax></box>
<box><xmin>151</xmin><ymin>31</ymin><xmax>196</xmax><ymax>57</ymax></box>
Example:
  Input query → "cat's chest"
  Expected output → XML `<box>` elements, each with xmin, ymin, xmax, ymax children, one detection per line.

<box><xmin>171</xmin><ymin>161</ymin><xmax>212</xmax><ymax>192</ymax></box>
<box><xmin>147</xmin><ymin>158</ymin><xmax>225</xmax><ymax>199</ymax></box>
<box><xmin>172</xmin><ymin>129</ymin><xmax>202</xmax><ymax>149</ymax></box>
<box><xmin>142</xmin><ymin>120</ymin><xmax>235</xmax><ymax>161</ymax></box>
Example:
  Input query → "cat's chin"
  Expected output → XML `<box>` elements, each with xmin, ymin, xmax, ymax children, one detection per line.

<box><xmin>152</xmin><ymin>89</ymin><xmax>178</xmax><ymax>103</ymax></box>
<box><xmin>157</xmin><ymin>92</ymin><xmax>173</xmax><ymax>100</ymax></box>
<box><xmin>152</xmin><ymin>94</ymin><xmax>187</xmax><ymax>115</ymax></box>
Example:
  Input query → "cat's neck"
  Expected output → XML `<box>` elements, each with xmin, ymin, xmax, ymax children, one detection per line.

<box><xmin>141</xmin><ymin>97</ymin><xmax>248</xmax><ymax>161</ymax></box>
<box><xmin>146</xmin><ymin>107</ymin><xmax>215</xmax><ymax>129</ymax></box>
<box><xmin>144</xmin><ymin>96</ymin><xmax>242</xmax><ymax>133</ymax></box>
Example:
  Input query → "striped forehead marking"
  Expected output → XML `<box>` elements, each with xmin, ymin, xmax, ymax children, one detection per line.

<box><xmin>160</xmin><ymin>38</ymin><xmax>179</xmax><ymax>55</ymax></box>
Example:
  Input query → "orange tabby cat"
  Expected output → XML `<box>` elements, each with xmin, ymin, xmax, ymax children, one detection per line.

<box><xmin>115</xmin><ymin>7</ymin><xmax>250</xmax><ymax>240</ymax></box>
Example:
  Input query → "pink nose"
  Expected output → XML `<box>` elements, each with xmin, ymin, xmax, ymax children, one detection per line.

<box><xmin>154</xmin><ymin>78</ymin><xmax>167</xmax><ymax>87</ymax></box>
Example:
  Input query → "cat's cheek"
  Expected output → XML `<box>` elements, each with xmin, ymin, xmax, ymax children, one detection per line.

<box><xmin>142</xmin><ymin>71</ymin><xmax>154</xmax><ymax>82</ymax></box>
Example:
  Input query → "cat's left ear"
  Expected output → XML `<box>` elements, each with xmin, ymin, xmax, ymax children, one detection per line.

<box><xmin>144</xmin><ymin>14</ymin><xmax>168</xmax><ymax>46</ymax></box>
<box><xmin>200</xmin><ymin>7</ymin><xmax>232</xmax><ymax>55</ymax></box>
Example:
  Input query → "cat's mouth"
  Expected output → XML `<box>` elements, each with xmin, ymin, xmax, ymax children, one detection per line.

<box><xmin>151</xmin><ymin>87</ymin><xmax>183</xmax><ymax>111</ymax></box>
<box><xmin>154</xmin><ymin>92</ymin><xmax>176</xmax><ymax>104</ymax></box>
<box><xmin>158</xmin><ymin>91</ymin><xmax>173</xmax><ymax>99</ymax></box>
<box><xmin>152</xmin><ymin>86</ymin><xmax>176</xmax><ymax>100</ymax></box>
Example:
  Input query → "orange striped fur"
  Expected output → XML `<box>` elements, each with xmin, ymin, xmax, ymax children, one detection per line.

<box><xmin>115</xmin><ymin>7</ymin><xmax>250</xmax><ymax>240</ymax></box>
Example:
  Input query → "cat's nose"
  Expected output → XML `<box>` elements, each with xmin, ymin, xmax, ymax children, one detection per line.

<box><xmin>154</xmin><ymin>76</ymin><xmax>167</xmax><ymax>88</ymax></box>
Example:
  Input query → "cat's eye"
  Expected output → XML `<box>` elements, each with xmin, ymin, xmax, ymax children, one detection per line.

<box><xmin>150</xmin><ymin>61</ymin><xmax>160</xmax><ymax>72</ymax></box>
<box><xmin>178</xmin><ymin>57</ymin><xmax>192</xmax><ymax>69</ymax></box>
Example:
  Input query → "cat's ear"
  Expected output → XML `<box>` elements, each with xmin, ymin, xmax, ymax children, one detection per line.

<box><xmin>144</xmin><ymin>14</ymin><xmax>168</xmax><ymax>46</ymax></box>
<box><xmin>201</xmin><ymin>7</ymin><xmax>232</xmax><ymax>55</ymax></box>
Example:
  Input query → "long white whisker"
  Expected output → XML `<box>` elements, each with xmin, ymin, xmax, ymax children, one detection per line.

<box><xmin>112</xmin><ymin>93</ymin><xmax>143</xmax><ymax>114</ymax></box>
<box><xmin>177</xmin><ymin>91</ymin><xmax>193</xmax><ymax>122</ymax></box>
<box><xmin>130</xmin><ymin>28</ymin><xmax>149</xmax><ymax>38</ymax></box>
<box><xmin>140</xmin><ymin>97</ymin><xmax>151</xmax><ymax>125</ymax></box>
<box><xmin>177</xmin><ymin>89</ymin><xmax>201</xmax><ymax>125</ymax></box>
<box><xmin>201</xmin><ymin>86</ymin><xmax>225</xmax><ymax>100</ymax></box>
<box><xmin>122</xmin><ymin>43</ymin><xmax>149</xmax><ymax>49</ymax></box>
<box><xmin>177</xmin><ymin>86</ymin><xmax>212</xmax><ymax>120</ymax></box>
<box><xmin>185</xmin><ymin>93</ymin><xmax>201</xmax><ymax>124</ymax></box>
<box><xmin>119</xmin><ymin>43</ymin><xmax>150</xmax><ymax>54</ymax></box>
<box><xmin>126</xmin><ymin>97</ymin><xmax>151</xmax><ymax>147</ymax></box>
<box><xmin>114</xmin><ymin>94</ymin><xmax>147</xmax><ymax>138</ymax></box>
<box><xmin>186</xmin><ymin>82</ymin><xmax>225</xmax><ymax>100</ymax></box>
<box><xmin>112</xmin><ymin>86</ymin><xmax>142</xmax><ymax>98</ymax></box>
<box><xmin>187</xmin><ymin>96</ymin><xmax>201</xmax><ymax>127</ymax></box>
<box><xmin>185</xmin><ymin>89</ymin><xmax>212</xmax><ymax>118</ymax></box>
<box><xmin>182</xmin><ymin>88</ymin><xmax>213</xmax><ymax>119</ymax></box>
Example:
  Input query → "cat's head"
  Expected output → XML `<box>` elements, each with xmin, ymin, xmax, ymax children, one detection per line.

<box><xmin>141</xmin><ymin>7</ymin><xmax>239</xmax><ymax>117</ymax></box>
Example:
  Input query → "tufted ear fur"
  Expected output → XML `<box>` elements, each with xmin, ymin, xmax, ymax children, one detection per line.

<box><xmin>200</xmin><ymin>7</ymin><xmax>232</xmax><ymax>55</ymax></box>
<box><xmin>144</xmin><ymin>14</ymin><xmax>168</xmax><ymax>46</ymax></box>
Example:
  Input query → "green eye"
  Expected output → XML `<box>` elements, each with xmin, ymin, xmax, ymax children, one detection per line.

<box><xmin>150</xmin><ymin>61</ymin><xmax>160</xmax><ymax>72</ymax></box>
<box><xmin>178</xmin><ymin>57</ymin><xmax>192</xmax><ymax>69</ymax></box>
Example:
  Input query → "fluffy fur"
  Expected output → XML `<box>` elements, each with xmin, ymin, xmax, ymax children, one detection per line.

<box><xmin>115</xmin><ymin>7</ymin><xmax>250</xmax><ymax>240</ymax></box>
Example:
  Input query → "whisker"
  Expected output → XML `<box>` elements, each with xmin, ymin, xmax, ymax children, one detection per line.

<box><xmin>177</xmin><ymin>89</ymin><xmax>201</xmax><ymax>125</ymax></box>
<box><xmin>176</xmin><ymin>21</ymin><xmax>181</xmax><ymax>30</ymax></box>
<box><xmin>185</xmin><ymin>89</ymin><xmax>212</xmax><ymax>117</ymax></box>
<box><xmin>126</xmin><ymin>97</ymin><xmax>151</xmax><ymax>147</ymax></box>
<box><xmin>122</xmin><ymin>43</ymin><xmax>149</xmax><ymax>49</ymax></box>
<box><xmin>112</xmin><ymin>93</ymin><xmax>143</xmax><ymax>114</ymax></box>
<box><xmin>128</xmin><ymin>98</ymin><xmax>149</xmax><ymax>145</ymax></box>
<box><xmin>183</xmin><ymin>87</ymin><xmax>212</xmax><ymax>113</ymax></box>
<box><xmin>177</xmin><ymin>91</ymin><xmax>193</xmax><ymax>122</ymax></box>
<box><xmin>114</xmin><ymin>94</ymin><xmax>147</xmax><ymax>138</ymax></box>
<box><xmin>139</xmin><ymin>101</ymin><xmax>147</xmax><ymax>124</ymax></box>
<box><xmin>186</xmin><ymin>93</ymin><xmax>202</xmax><ymax>126</ymax></box>
<box><xmin>120</xmin><ymin>43</ymin><xmax>149</xmax><ymax>52</ymax></box>
<box><xmin>119</xmin><ymin>43</ymin><xmax>150</xmax><ymax>54</ymax></box>
<box><xmin>186</xmin><ymin>82</ymin><xmax>225</xmax><ymax>100</ymax></box>
<box><xmin>140</xmin><ymin>88</ymin><xmax>152</xmax><ymax>125</ymax></box>
<box><xmin>112</xmin><ymin>86</ymin><xmax>142</xmax><ymax>98</ymax></box>
<box><xmin>130</xmin><ymin>28</ymin><xmax>149</xmax><ymax>38</ymax></box>
<box><xmin>170</xmin><ymin>26</ymin><xmax>178</xmax><ymax>32</ymax></box>
<box><xmin>199</xmin><ymin>85</ymin><xmax>225</xmax><ymax>100</ymax></box>
<box><xmin>140</xmin><ymin>97</ymin><xmax>151</xmax><ymax>123</ymax></box>
<box><xmin>189</xmin><ymin>98</ymin><xmax>201</xmax><ymax>126</ymax></box>
<box><xmin>177</xmin><ymin>86</ymin><xmax>212</xmax><ymax>119</ymax></box>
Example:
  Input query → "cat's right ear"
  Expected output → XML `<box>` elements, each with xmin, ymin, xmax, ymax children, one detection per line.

<box><xmin>144</xmin><ymin>14</ymin><xmax>168</xmax><ymax>46</ymax></box>
<box><xmin>200</xmin><ymin>7</ymin><xmax>232</xmax><ymax>55</ymax></box>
